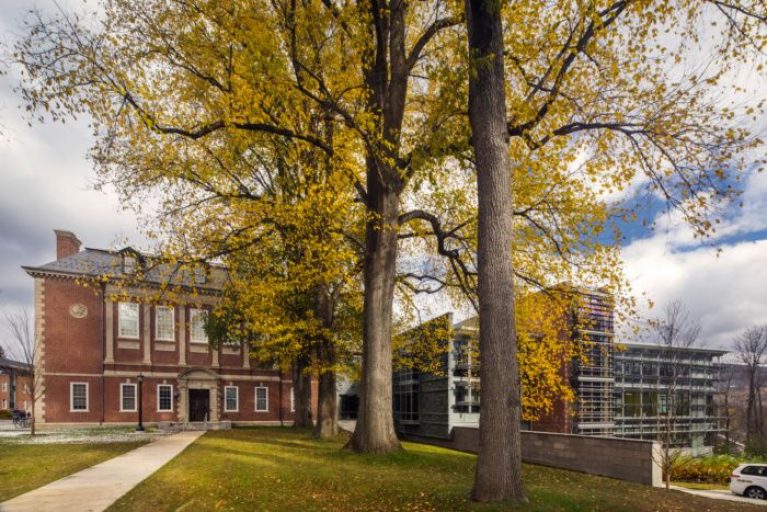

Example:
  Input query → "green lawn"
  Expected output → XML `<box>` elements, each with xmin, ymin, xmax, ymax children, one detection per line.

<box><xmin>109</xmin><ymin>428</ymin><xmax>762</xmax><ymax>512</ymax></box>
<box><xmin>0</xmin><ymin>442</ymin><xmax>144</xmax><ymax>502</ymax></box>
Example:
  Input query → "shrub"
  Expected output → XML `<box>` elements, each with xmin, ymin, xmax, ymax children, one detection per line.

<box><xmin>671</xmin><ymin>454</ymin><xmax>763</xmax><ymax>485</ymax></box>
<box><xmin>0</xmin><ymin>409</ymin><xmax>12</xmax><ymax>420</ymax></box>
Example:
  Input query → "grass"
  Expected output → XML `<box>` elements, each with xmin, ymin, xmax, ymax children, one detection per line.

<box><xmin>109</xmin><ymin>428</ymin><xmax>763</xmax><ymax>512</ymax></box>
<box><xmin>0</xmin><ymin>441</ymin><xmax>145</xmax><ymax>502</ymax></box>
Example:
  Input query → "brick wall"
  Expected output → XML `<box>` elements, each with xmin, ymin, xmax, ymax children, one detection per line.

<box><xmin>34</xmin><ymin>274</ymin><xmax>308</xmax><ymax>425</ymax></box>
<box><xmin>44</xmin><ymin>278</ymin><xmax>104</xmax><ymax>375</ymax></box>
<box><xmin>0</xmin><ymin>373</ymin><xmax>33</xmax><ymax>410</ymax></box>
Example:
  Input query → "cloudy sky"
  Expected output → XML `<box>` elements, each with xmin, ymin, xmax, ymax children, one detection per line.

<box><xmin>0</xmin><ymin>1</ymin><xmax>765</xmax><ymax>352</ymax></box>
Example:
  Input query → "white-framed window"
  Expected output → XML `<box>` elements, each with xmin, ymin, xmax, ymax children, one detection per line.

<box><xmin>70</xmin><ymin>382</ymin><xmax>89</xmax><ymax>412</ymax></box>
<box><xmin>120</xmin><ymin>383</ymin><xmax>137</xmax><ymax>412</ymax></box>
<box><xmin>1</xmin><ymin>399</ymin><xmax>6</xmax><ymax>409</ymax></box>
<box><xmin>118</xmin><ymin>302</ymin><xmax>140</xmax><ymax>339</ymax></box>
<box><xmin>290</xmin><ymin>386</ymin><xmax>295</xmax><ymax>412</ymax></box>
<box><xmin>23</xmin><ymin>400</ymin><xmax>29</xmax><ymax>411</ymax></box>
<box><xmin>155</xmin><ymin>306</ymin><xmax>175</xmax><ymax>341</ymax></box>
<box><xmin>255</xmin><ymin>386</ymin><xmax>269</xmax><ymax>412</ymax></box>
<box><xmin>1</xmin><ymin>382</ymin><xmax>6</xmax><ymax>392</ymax></box>
<box><xmin>157</xmin><ymin>384</ymin><xmax>173</xmax><ymax>412</ymax></box>
<box><xmin>224</xmin><ymin>386</ymin><xmax>239</xmax><ymax>412</ymax></box>
<box><xmin>189</xmin><ymin>308</ymin><xmax>208</xmax><ymax>344</ymax></box>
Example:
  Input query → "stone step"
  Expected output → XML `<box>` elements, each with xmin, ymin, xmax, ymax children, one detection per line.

<box><xmin>158</xmin><ymin>420</ymin><xmax>232</xmax><ymax>432</ymax></box>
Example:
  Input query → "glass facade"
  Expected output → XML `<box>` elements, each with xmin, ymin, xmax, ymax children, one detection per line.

<box><xmin>613</xmin><ymin>345</ymin><xmax>725</xmax><ymax>448</ymax></box>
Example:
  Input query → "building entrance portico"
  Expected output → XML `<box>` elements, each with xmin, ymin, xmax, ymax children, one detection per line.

<box><xmin>178</xmin><ymin>368</ymin><xmax>219</xmax><ymax>423</ymax></box>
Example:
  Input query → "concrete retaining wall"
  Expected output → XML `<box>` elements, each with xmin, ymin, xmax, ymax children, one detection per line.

<box><xmin>410</xmin><ymin>427</ymin><xmax>662</xmax><ymax>487</ymax></box>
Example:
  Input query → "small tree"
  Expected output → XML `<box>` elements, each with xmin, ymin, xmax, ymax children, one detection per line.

<box><xmin>717</xmin><ymin>363</ymin><xmax>737</xmax><ymax>452</ymax></box>
<box><xmin>735</xmin><ymin>325</ymin><xmax>767</xmax><ymax>455</ymax></box>
<box><xmin>3</xmin><ymin>310</ymin><xmax>42</xmax><ymax>435</ymax></box>
<box><xmin>649</xmin><ymin>300</ymin><xmax>701</xmax><ymax>489</ymax></box>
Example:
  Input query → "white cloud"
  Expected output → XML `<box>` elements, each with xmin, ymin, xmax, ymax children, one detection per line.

<box><xmin>621</xmin><ymin>171</ymin><xmax>767</xmax><ymax>350</ymax></box>
<box><xmin>0</xmin><ymin>1</ymin><xmax>141</xmax><ymax>318</ymax></box>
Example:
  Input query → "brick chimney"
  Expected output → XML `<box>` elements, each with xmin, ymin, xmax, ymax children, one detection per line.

<box><xmin>54</xmin><ymin>229</ymin><xmax>82</xmax><ymax>259</ymax></box>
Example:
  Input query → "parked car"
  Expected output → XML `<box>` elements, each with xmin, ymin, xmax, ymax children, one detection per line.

<box><xmin>730</xmin><ymin>463</ymin><xmax>767</xmax><ymax>500</ymax></box>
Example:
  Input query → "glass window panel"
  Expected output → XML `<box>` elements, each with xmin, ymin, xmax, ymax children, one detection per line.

<box><xmin>71</xmin><ymin>383</ymin><xmax>88</xmax><ymax>411</ymax></box>
<box><xmin>155</xmin><ymin>306</ymin><xmax>175</xmax><ymax>341</ymax></box>
<box><xmin>224</xmin><ymin>386</ymin><xmax>238</xmax><ymax>412</ymax></box>
<box><xmin>118</xmin><ymin>303</ymin><xmax>140</xmax><ymax>339</ymax></box>
<box><xmin>190</xmin><ymin>309</ymin><xmax>208</xmax><ymax>343</ymax></box>
<box><xmin>255</xmin><ymin>387</ymin><xmax>268</xmax><ymax>412</ymax></box>
<box><xmin>158</xmin><ymin>385</ymin><xmax>173</xmax><ymax>412</ymax></box>
<box><xmin>121</xmin><ymin>384</ymin><xmax>136</xmax><ymax>411</ymax></box>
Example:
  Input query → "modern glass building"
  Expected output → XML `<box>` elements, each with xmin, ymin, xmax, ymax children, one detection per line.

<box><xmin>393</xmin><ymin>314</ymin><xmax>480</xmax><ymax>439</ymax></box>
<box><xmin>392</xmin><ymin>295</ymin><xmax>727</xmax><ymax>452</ymax></box>
<box><xmin>613</xmin><ymin>343</ymin><xmax>727</xmax><ymax>454</ymax></box>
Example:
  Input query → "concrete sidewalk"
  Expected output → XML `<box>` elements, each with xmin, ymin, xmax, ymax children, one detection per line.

<box><xmin>670</xmin><ymin>485</ymin><xmax>767</xmax><ymax>506</ymax></box>
<box><xmin>0</xmin><ymin>431</ymin><xmax>204</xmax><ymax>512</ymax></box>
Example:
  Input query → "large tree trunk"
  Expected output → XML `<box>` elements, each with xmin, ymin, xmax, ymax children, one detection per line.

<box><xmin>313</xmin><ymin>288</ymin><xmax>339</xmax><ymax>439</ymax></box>
<box><xmin>314</xmin><ymin>357</ymin><xmax>338</xmax><ymax>439</ymax></box>
<box><xmin>349</xmin><ymin>181</ymin><xmax>401</xmax><ymax>453</ymax></box>
<box><xmin>293</xmin><ymin>353</ymin><xmax>313</xmax><ymax>429</ymax></box>
<box><xmin>466</xmin><ymin>0</ymin><xmax>525</xmax><ymax>503</ymax></box>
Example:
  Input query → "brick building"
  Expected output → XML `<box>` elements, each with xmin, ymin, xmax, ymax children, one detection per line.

<box><xmin>23</xmin><ymin>230</ymin><xmax>314</xmax><ymax>427</ymax></box>
<box><xmin>0</xmin><ymin>358</ymin><xmax>33</xmax><ymax>411</ymax></box>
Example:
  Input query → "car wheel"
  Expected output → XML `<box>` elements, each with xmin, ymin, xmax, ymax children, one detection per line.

<box><xmin>745</xmin><ymin>486</ymin><xmax>767</xmax><ymax>500</ymax></box>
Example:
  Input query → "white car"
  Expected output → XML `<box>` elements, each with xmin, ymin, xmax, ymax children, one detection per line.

<box><xmin>730</xmin><ymin>463</ymin><xmax>767</xmax><ymax>500</ymax></box>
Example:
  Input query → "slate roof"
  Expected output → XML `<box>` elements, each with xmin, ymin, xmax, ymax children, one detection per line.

<box><xmin>23</xmin><ymin>247</ymin><xmax>228</xmax><ymax>292</ymax></box>
<box><xmin>0</xmin><ymin>357</ymin><xmax>32</xmax><ymax>373</ymax></box>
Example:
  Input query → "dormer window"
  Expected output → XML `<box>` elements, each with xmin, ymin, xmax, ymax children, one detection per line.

<box><xmin>119</xmin><ymin>248</ymin><xmax>143</xmax><ymax>275</ymax></box>
<box><xmin>193</xmin><ymin>266</ymin><xmax>207</xmax><ymax>285</ymax></box>
<box><xmin>123</xmin><ymin>254</ymin><xmax>137</xmax><ymax>274</ymax></box>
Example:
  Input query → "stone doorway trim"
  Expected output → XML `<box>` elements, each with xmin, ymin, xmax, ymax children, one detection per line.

<box><xmin>177</xmin><ymin>367</ymin><xmax>219</xmax><ymax>423</ymax></box>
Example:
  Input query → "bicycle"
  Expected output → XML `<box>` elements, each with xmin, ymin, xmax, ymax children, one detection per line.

<box><xmin>11</xmin><ymin>410</ymin><xmax>30</xmax><ymax>429</ymax></box>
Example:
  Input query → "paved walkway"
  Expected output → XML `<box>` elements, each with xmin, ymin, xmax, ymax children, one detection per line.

<box><xmin>0</xmin><ymin>431</ymin><xmax>204</xmax><ymax>512</ymax></box>
<box><xmin>670</xmin><ymin>485</ymin><xmax>767</xmax><ymax>506</ymax></box>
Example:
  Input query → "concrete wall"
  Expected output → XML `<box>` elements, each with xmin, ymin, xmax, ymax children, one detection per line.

<box><xmin>409</xmin><ymin>427</ymin><xmax>662</xmax><ymax>487</ymax></box>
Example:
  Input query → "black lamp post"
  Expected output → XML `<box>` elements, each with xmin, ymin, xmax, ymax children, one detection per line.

<box><xmin>136</xmin><ymin>373</ymin><xmax>145</xmax><ymax>432</ymax></box>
